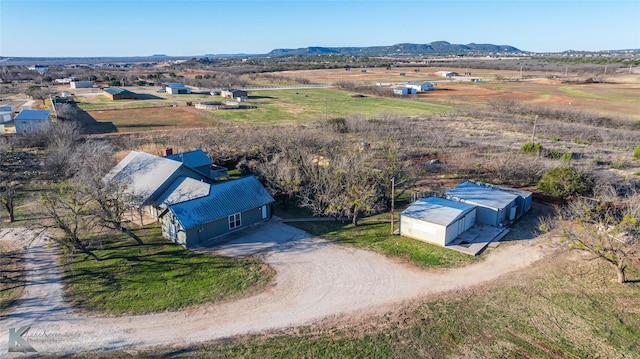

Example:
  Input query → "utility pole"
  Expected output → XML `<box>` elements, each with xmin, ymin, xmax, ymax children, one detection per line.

<box><xmin>390</xmin><ymin>176</ymin><xmax>395</xmax><ymax>235</ymax></box>
<box><xmin>531</xmin><ymin>115</ymin><xmax>538</xmax><ymax>144</ymax></box>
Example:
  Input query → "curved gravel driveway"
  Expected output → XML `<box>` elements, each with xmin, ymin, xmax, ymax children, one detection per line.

<box><xmin>0</xmin><ymin>223</ymin><xmax>547</xmax><ymax>355</ymax></box>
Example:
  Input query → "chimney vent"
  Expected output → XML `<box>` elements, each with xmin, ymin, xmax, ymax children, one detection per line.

<box><xmin>162</xmin><ymin>148</ymin><xmax>173</xmax><ymax>156</ymax></box>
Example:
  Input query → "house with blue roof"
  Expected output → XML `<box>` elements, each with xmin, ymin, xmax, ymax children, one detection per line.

<box><xmin>156</xmin><ymin>176</ymin><xmax>274</xmax><ymax>248</ymax></box>
<box><xmin>105</xmin><ymin>150</ymin><xmax>273</xmax><ymax>248</ymax></box>
<box><xmin>163</xmin><ymin>148</ymin><xmax>228</xmax><ymax>180</ymax></box>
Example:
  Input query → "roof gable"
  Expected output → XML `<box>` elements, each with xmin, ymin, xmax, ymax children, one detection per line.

<box><xmin>156</xmin><ymin>177</ymin><xmax>211</xmax><ymax>206</ymax></box>
<box><xmin>14</xmin><ymin>110</ymin><xmax>50</xmax><ymax>121</ymax></box>
<box><xmin>103</xmin><ymin>151</ymin><xmax>183</xmax><ymax>204</ymax></box>
<box><xmin>165</xmin><ymin>176</ymin><xmax>274</xmax><ymax>229</ymax></box>
<box><xmin>103</xmin><ymin>87</ymin><xmax>135</xmax><ymax>96</ymax></box>
<box><xmin>446</xmin><ymin>181</ymin><xmax>518</xmax><ymax>210</ymax></box>
<box><xmin>401</xmin><ymin>197</ymin><xmax>475</xmax><ymax>226</ymax></box>
<box><xmin>165</xmin><ymin>150</ymin><xmax>212</xmax><ymax>169</ymax></box>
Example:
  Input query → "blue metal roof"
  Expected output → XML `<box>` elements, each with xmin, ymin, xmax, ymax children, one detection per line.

<box><xmin>401</xmin><ymin>197</ymin><xmax>475</xmax><ymax>226</ymax></box>
<box><xmin>165</xmin><ymin>150</ymin><xmax>212</xmax><ymax>169</ymax></box>
<box><xmin>445</xmin><ymin>181</ymin><xmax>518</xmax><ymax>210</ymax></box>
<box><xmin>164</xmin><ymin>176</ymin><xmax>274</xmax><ymax>229</ymax></box>
<box><xmin>14</xmin><ymin>110</ymin><xmax>50</xmax><ymax>121</ymax></box>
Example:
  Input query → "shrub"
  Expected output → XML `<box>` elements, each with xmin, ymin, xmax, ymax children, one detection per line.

<box><xmin>537</xmin><ymin>166</ymin><xmax>594</xmax><ymax>198</ymax></box>
<box><xmin>561</xmin><ymin>152</ymin><xmax>573</xmax><ymax>164</ymax></box>
<box><xmin>521</xmin><ymin>142</ymin><xmax>543</xmax><ymax>154</ymax></box>
<box><xmin>634</xmin><ymin>146</ymin><xmax>640</xmax><ymax>160</ymax></box>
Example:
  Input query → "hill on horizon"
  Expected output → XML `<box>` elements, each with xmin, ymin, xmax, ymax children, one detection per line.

<box><xmin>266</xmin><ymin>41</ymin><xmax>522</xmax><ymax>57</ymax></box>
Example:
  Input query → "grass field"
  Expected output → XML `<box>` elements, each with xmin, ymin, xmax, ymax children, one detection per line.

<box><xmin>0</xmin><ymin>242</ymin><xmax>25</xmax><ymax>314</ymax></box>
<box><xmin>62</xmin><ymin>225</ymin><xmax>274</xmax><ymax>315</ymax></box>
<box><xmin>80</xmin><ymin>249</ymin><xmax>640</xmax><ymax>359</ymax></box>
<box><xmin>81</xmin><ymin>88</ymin><xmax>452</xmax><ymax>131</ymax></box>
<box><xmin>289</xmin><ymin>220</ymin><xmax>479</xmax><ymax>269</ymax></box>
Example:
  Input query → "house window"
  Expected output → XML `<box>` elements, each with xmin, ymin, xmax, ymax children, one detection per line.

<box><xmin>229</xmin><ymin>213</ymin><xmax>241</xmax><ymax>230</ymax></box>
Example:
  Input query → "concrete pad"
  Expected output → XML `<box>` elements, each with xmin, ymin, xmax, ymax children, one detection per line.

<box><xmin>447</xmin><ymin>224</ymin><xmax>509</xmax><ymax>256</ymax></box>
<box><xmin>196</xmin><ymin>217</ymin><xmax>311</xmax><ymax>257</ymax></box>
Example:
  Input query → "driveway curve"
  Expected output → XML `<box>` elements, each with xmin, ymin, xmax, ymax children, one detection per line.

<box><xmin>0</xmin><ymin>223</ymin><xmax>548</xmax><ymax>355</ymax></box>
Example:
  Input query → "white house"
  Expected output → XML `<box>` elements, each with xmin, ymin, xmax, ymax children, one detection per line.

<box><xmin>406</xmin><ymin>81</ymin><xmax>435</xmax><ymax>92</ymax></box>
<box><xmin>13</xmin><ymin>110</ymin><xmax>51</xmax><ymax>134</ymax></box>
<box><xmin>0</xmin><ymin>105</ymin><xmax>15</xmax><ymax>123</ymax></box>
<box><xmin>400</xmin><ymin>197</ymin><xmax>477</xmax><ymax>247</ymax></box>
<box><xmin>165</xmin><ymin>83</ymin><xmax>191</xmax><ymax>94</ymax></box>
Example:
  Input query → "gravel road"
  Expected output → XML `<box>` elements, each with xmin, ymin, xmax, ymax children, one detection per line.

<box><xmin>0</xmin><ymin>224</ymin><xmax>547</xmax><ymax>356</ymax></box>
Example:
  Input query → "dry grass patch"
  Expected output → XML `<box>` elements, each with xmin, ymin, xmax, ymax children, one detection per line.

<box><xmin>0</xmin><ymin>241</ymin><xmax>25</xmax><ymax>313</ymax></box>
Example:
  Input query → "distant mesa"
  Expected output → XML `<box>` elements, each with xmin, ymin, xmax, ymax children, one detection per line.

<box><xmin>266</xmin><ymin>41</ymin><xmax>522</xmax><ymax>57</ymax></box>
<box><xmin>151</xmin><ymin>54</ymin><xmax>168</xmax><ymax>57</ymax></box>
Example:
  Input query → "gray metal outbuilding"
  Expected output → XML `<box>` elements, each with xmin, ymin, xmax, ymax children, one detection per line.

<box><xmin>445</xmin><ymin>181</ymin><xmax>519</xmax><ymax>227</ymax></box>
<box><xmin>400</xmin><ymin>197</ymin><xmax>477</xmax><ymax>247</ymax></box>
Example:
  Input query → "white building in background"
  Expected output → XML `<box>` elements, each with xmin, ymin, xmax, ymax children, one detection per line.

<box><xmin>165</xmin><ymin>83</ymin><xmax>191</xmax><ymax>94</ymax></box>
<box><xmin>406</xmin><ymin>81</ymin><xmax>435</xmax><ymax>92</ymax></box>
<box><xmin>0</xmin><ymin>105</ymin><xmax>15</xmax><ymax>123</ymax></box>
<box><xmin>70</xmin><ymin>81</ymin><xmax>93</xmax><ymax>88</ymax></box>
<box><xmin>13</xmin><ymin>110</ymin><xmax>51</xmax><ymax>134</ymax></box>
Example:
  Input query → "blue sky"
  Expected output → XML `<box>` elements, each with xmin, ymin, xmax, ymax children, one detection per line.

<box><xmin>1</xmin><ymin>0</ymin><xmax>639</xmax><ymax>57</ymax></box>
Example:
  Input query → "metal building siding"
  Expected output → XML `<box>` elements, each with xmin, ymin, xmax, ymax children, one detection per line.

<box><xmin>400</xmin><ymin>215</ymin><xmax>448</xmax><ymax>246</ymax></box>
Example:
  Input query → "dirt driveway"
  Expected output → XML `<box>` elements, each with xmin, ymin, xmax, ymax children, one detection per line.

<box><xmin>0</xmin><ymin>221</ymin><xmax>549</xmax><ymax>355</ymax></box>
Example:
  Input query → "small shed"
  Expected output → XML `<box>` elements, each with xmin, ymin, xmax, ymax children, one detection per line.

<box><xmin>13</xmin><ymin>109</ymin><xmax>51</xmax><ymax>134</ymax></box>
<box><xmin>0</xmin><ymin>105</ymin><xmax>15</xmax><ymax>123</ymax></box>
<box><xmin>445</xmin><ymin>181</ymin><xmax>519</xmax><ymax>227</ymax></box>
<box><xmin>103</xmin><ymin>87</ymin><xmax>136</xmax><ymax>100</ymax></box>
<box><xmin>393</xmin><ymin>87</ymin><xmax>416</xmax><ymax>95</ymax></box>
<box><xmin>407</xmin><ymin>81</ymin><xmax>435</xmax><ymax>92</ymax></box>
<box><xmin>157</xmin><ymin>176</ymin><xmax>274</xmax><ymax>248</ymax></box>
<box><xmin>400</xmin><ymin>197</ymin><xmax>477</xmax><ymax>247</ymax></box>
<box><xmin>221</xmin><ymin>89</ymin><xmax>248</xmax><ymax>99</ymax></box>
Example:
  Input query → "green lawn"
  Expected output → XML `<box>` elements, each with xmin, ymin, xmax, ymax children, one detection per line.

<box><xmin>62</xmin><ymin>225</ymin><xmax>274</xmax><ymax>315</ymax></box>
<box><xmin>211</xmin><ymin>89</ymin><xmax>452</xmax><ymax>124</ymax></box>
<box><xmin>289</xmin><ymin>219</ymin><xmax>479</xmax><ymax>268</ymax></box>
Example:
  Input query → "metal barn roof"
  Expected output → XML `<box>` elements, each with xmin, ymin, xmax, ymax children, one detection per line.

<box><xmin>14</xmin><ymin>109</ymin><xmax>50</xmax><ymax>121</ymax></box>
<box><xmin>103</xmin><ymin>151</ymin><xmax>182</xmax><ymax>204</ymax></box>
<box><xmin>401</xmin><ymin>197</ymin><xmax>475</xmax><ymax>227</ymax></box>
<box><xmin>407</xmin><ymin>81</ymin><xmax>433</xmax><ymax>86</ymax></box>
<box><xmin>165</xmin><ymin>150</ymin><xmax>212</xmax><ymax>169</ymax></box>
<box><xmin>445</xmin><ymin>181</ymin><xmax>518</xmax><ymax>210</ymax></box>
<box><xmin>103</xmin><ymin>87</ymin><xmax>135</xmax><ymax>96</ymax></box>
<box><xmin>165</xmin><ymin>176</ymin><xmax>274</xmax><ymax>230</ymax></box>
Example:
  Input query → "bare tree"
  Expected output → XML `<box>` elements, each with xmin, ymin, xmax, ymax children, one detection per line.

<box><xmin>39</xmin><ymin>182</ymin><xmax>101</xmax><ymax>261</ymax></box>
<box><xmin>0</xmin><ymin>181</ymin><xmax>18</xmax><ymax>222</ymax></box>
<box><xmin>546</xmin><ymin>189</ymin><xmax>640</xmax><ymax>283</ymax></box>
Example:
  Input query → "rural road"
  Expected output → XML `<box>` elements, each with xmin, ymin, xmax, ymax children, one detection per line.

<box><xmin>0</xmin><ymin>223</ymin><xmax>548</xmax><ymax>356</ymax></box>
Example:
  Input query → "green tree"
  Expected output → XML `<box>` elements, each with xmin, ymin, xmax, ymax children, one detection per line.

<box><xmin>537</xmin><ymin>166</ymin><xmax>594</xmax><ymax>198</ymax></box>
